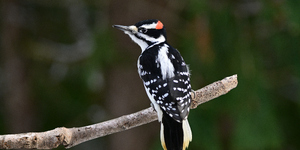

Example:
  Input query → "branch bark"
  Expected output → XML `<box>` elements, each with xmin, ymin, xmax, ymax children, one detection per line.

<box><xmin>0</xmin><ymin>74</ymin><xmax>238</xmax><ymax>149</ymax></box>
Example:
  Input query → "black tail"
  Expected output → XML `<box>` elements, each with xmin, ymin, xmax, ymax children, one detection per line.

<box><xmin>161</xmin><ymin>112</ymin><xmax>183</xmax><ymax>150</ymax></box>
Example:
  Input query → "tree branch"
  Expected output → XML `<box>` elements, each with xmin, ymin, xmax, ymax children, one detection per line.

<box><xmin>0</xmin><ymin>74</ymin><xmax>238</xmax><ymax>149</ymax></box>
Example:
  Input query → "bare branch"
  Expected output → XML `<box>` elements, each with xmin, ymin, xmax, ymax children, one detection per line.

<box><xmin>191</xmin><ymin>74</ymin><xmax>238</xmax><ymax>108</ymax></box>
<box><xmin>0</xmin><ymin>74</ymin><xmax>238</xmax><ymax>149</ymax></box>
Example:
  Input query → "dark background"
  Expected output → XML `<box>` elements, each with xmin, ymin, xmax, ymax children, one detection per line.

<box><xmin>1</xmin><ymin>0</ymin><xmax>299</xmax><ymax>150</ymax></box>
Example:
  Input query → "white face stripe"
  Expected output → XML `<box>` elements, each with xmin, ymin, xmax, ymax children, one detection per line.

<box><xmin>140</xmin><ymin>22</ymin><xmax>157</xmax><ymax>29</ymax></box>
<box><xmin>157</xmin><ymin>44</ymin><xmax>175</xmax><ymax>80</ymax></box>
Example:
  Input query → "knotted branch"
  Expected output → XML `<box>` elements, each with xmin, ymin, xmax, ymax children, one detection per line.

<box><xmin>0</xmin><ymin>74</ymin><xmax>238</xmax><ymax>149</ymax></box>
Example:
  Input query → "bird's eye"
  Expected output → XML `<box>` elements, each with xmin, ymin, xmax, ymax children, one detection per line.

<box><xmin>139</xmin><ymin>28</ymin><xmax>147</xmax><ymax>33</ymax></box>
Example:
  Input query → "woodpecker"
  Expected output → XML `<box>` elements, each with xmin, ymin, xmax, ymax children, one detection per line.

<box><xmin>113</xmin><ymin>19</ymin><xmax>192</xmax><ymax>150</ymax></box>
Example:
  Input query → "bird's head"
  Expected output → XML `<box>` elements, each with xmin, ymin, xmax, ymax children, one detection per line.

<box><xmin>113</xmin><ymin>19</ymin><xmax>167</xmax><ymax>51</ymax></box>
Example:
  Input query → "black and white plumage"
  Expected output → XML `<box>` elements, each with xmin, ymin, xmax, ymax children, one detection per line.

<box><xmin>113</xmin><ymin>19</ymin><xmax>192</xmax><ymax>150</ymax></box>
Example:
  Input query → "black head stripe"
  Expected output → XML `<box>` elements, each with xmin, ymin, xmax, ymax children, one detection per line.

<box><xmin>135</xmin><ymin>19</ymin><xmax>159</xmax><ymax>27</ymax></box>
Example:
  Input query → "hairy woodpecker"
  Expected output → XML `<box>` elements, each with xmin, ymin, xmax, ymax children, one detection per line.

<box><xmin>113</xmin><ymin>19</ymin><xmax>192</xmax><ymax>150</ymax></box>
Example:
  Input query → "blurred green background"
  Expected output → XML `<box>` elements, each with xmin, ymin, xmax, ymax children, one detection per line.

<box><xmin>1</xmin><ymin>0</ymin><xmax>299</xmax><ymax>150</ymax></box>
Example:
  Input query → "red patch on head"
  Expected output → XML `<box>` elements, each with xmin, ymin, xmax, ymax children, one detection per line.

<box><xmin>156</xmin><ymin>21</ymin><xmax>164</xmax><ymax>29</ymax></box>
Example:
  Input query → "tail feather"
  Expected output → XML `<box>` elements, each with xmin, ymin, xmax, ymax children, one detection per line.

<box><xmin>160</xmin><ymin>112</ymin><xmax>192</xmax><ymax>150</ymax></box>
<box><xmin>160</xmin><ymin>123</ymin><xmax>167</xmax><ymax>150</ymax></box>
<box><xmin>182</xmin><ymin>119</ymin><xmax>192</xmax><ymax>149</ymax></box>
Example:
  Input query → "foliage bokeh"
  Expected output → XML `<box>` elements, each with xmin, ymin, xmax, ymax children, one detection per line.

<box><xmin>1</xmin><ymin>0</ymin><xmax>299</xmax><ymax>150</ymax></box>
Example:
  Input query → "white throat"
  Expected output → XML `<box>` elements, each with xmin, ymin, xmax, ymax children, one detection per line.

<box><xmin>128</xmin><ymin>34</ymin><xmax>149</xmax><ymax>51</ymax></box>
